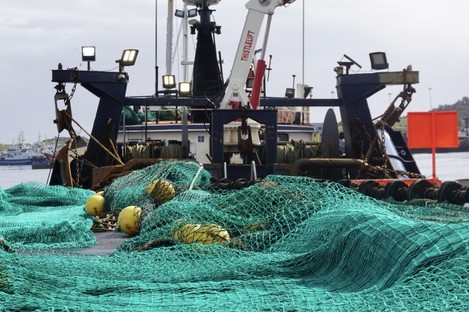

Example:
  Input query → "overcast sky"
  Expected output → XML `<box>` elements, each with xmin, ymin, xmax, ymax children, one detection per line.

<box><xmin>0</xmin><ymin>0</ymin><xmax>468</xmax><ymax>144</ymax></box>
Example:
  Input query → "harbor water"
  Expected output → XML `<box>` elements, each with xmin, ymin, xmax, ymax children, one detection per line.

<box><xmin>412</xmin><ymin>151</ymin><xmax>469</xmax><ymax>183</ymax></box>
<box><xmin>0</xmin><ymin>166</ymin><xmax>51</xmax><ymax>189</ymax></box>
<box><xmin>0</xmin><ymin>152</ymin><xmax>468</xmax><ymax>190</ymax></box>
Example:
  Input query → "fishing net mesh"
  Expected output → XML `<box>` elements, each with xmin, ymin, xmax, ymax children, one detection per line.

<box><xmin>1</xmin><ymin>160</ymin><xmax>468</xmax><ymax>311</ymax></box>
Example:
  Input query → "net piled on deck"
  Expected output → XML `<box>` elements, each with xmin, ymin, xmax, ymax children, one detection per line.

<box><xmin>0</xmin><ymin>182</ymin><xmax>95</xmax><ymax>250</ymax></box>
<box><xmin>0</xmin><ymin>160</ymin><xmax>468</xmax><ymax>311</ymax></box>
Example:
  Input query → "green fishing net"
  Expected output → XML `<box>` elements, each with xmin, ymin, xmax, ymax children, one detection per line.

<box><xmin>0</xmin><ymin>160</ymin><xmax>468</xmax><ymax>311</ymax></box>
<box><xmin>0</xmin><ymin>182</ymin><xmax>95</xmax><ymax>250</ymax></box>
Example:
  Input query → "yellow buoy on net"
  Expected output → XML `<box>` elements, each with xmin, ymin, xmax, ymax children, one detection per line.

<box><xmin>145</xmin><ymin>179</ymin><xmax>176</xmax><ymax>205</ymax></box>
<box><xmin>173</xmin><ymin>223</ymin><xmax>230</xmax><ymax>245</ymax></box>
<box><xmin>117</xmin><ymin>206</ymin><xmax>142</xmax><ymax>236</ymax></box>
<box><xmin>84</xmin><ymin>194</ymin><xmax>105</xmax><ymax>217</ymax></box>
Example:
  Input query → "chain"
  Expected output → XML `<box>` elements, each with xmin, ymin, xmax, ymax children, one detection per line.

<box><xmin>362</xmin><ymin>162</ymin><xmax>425</xmax><ymax>180</ymax></box>
<box><xmin>64</xmin><ymin>68</ymin><xmax>80</xmax><ymax>185</ymax></box>
<box><xmin>68</xmin><ymin>82</ymin><xmax>77</xmax><ymax>101</ymax></box>
<box><xmin>393</xmin><ymin>169</ymin><xmax>426</xmax><ymax>179</ymax></box>
<box><xmin>71</xmin><ymin>139</ymin><xmax>81</xmax><ymax>187</ymax></box>
<box><xmin>91</xmin><ymin>212</ymin><xmax>118</xmax><ymax>232</ymax></box>
<box><xmin>68</xmin><ymin>67</ymin><xmax>79</xmax><ymax>101</ymax></box>
<box><xmin>379</xmin><ymin>122</ymin><xmax>387</xmax><ymax>172</ymax></box>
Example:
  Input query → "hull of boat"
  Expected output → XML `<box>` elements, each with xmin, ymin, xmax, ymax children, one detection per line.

<box><xmin>0</xmin><ymin>158</ymin><xmax>33</xmax><ymax>166</ymax></box>
<box><xmin>32</xmin><ymin>160</ymin><xmax>53</xmax><ymax>170</ymax></box>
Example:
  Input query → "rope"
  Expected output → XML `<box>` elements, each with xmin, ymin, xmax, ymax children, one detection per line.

<box><xmin>64</xmin><ymin>111</ymin><xmax>124</xmax><ymax>166</ymax></box>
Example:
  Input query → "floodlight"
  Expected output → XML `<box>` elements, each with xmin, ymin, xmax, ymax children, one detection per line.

<box><xmin>178</xmin><ymin>82</ymin><xmax>192</xmax><ymax>96</ymax></box>
<box><xmin>119</xmin><ymin>49</ymin><xmax>139</xmax><ymax>67</ymax></box>
<box><xmin>175</xmin><ymin>9</ymin><xmax>185</xmax><ymax>18</ymax></box>
<box><xmin>82</xmin><ymin>46</ymin><xmax>96</xmax><ymax>71</ymax></box>
<box><xmin>285</xmin><ymin>88</ymin><xmax>295</xmax><ymax>98</ymax></box>
<box><xmin>81</xmin><ymin>46</ymin><xmax>96</xmax><ymax>62</ymax></box>
<box><xmin>369</xmin><ymin>52</ymin><xmax>389</xmax><ymax>70</ymax></box>
<box><xmin>187</xmin><ymin>8</ymin><xmax>198</xmax><ymax>18</ymax></box>
<box><xmin>162</xmin><ymin>74</ymin><xmax>176</xmax><ymax>89</ymax></box>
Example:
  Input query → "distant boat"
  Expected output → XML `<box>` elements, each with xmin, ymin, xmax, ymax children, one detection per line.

<box><xmin>0</xmin><ymin>132</ymin><xmax>49</xmax><ymax>166</ymax></box>
<box><xmin>32</xmin><ymin>152</ymin><xmax>54</xmax><ymax>169</ymax></box>
<box><xmin>0</xmin><ymin>147</ymin><xmax>46</xmax><ymax>166</ymax></box>
<box><xmin>31</xmin><ymin>155</ymin><xmax>53</xmax><ymax>169</ymax></box>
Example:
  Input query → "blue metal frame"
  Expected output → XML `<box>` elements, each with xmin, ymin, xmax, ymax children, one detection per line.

<box><xmin>51</xmin><ymin>69</ymin><xmax>128</xmax><ymax>187</ymax></box>
<box><xmin>50</xmin><ymin>65</ymin><xmax>420</xmax><ymax>184</ymax></box>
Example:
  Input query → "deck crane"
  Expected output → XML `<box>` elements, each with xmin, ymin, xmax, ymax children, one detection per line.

<box><xmin>220</xmin><ymin>0</ymin><xmax>295</xmax><ymax>110</ymax></box>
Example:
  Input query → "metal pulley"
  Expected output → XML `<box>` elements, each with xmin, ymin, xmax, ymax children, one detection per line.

<box><xmin>53</xmin><ymin>84</ymin><xmax>76</xmax><ymax>137</ymax></box>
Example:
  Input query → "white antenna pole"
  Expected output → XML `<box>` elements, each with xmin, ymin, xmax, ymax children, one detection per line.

<box><xmin>166</xmin><ymin>0</ymin><xmax>174</xmax><ymax>75</ymax></box>
<box><xmin>302</xmin><ymin>0</ymin><xmax>305</xmax><ymax>87</ymax></box>
<box><xmin>301</xmin><ymin>0</ymin><xmax>309</xmax><ymax>123</ymax></box>
<box><xmin>183</xmin><ymin>3</ymin><xmax>189</xmax><ymax>82</ymax></box>
<box><xmin>154</xmin><ymin>0</ymin><xmax>158</xmax><ymax>95</ymax></box>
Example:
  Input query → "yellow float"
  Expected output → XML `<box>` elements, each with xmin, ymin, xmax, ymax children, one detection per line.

<box><xmin>173</xmin><ymin>223</ymin><xmax>230</xmax><ymax>245</ymax></box>
<box><xmin>117</xmin><ymin>206</ymin><xmax>142</xmax><ymax>236</ymax></box>
<box><xmin>145</xmin><ymin>179</ymin><xmax>176</xmax><ymax>205</ymax></box>
<box><xmin>84</xmin><ymin>194</ymin><xmax>105</xmax><ymax>217</ymax></box>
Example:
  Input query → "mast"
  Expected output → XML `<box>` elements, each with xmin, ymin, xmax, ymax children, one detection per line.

<box><xmin>182</xmin><ymin>2</ymin><xmax>190</xmax><ymax>82</ymax></box>
<box><xmin>154</xmin><ymin>1</ymin><xmax>159</xmax><ymax>95</ymax></box>
<box><xmin>301</xmin><ymin>0</ymin><xmax>310</xmax><ymax>124</ymax></box>
<box><xmin>191</xmin><ymin>0</ymin><xmax>223</xmax><ymax>98</ymax></box>
<box><xmin>166</xmin><ymin>0</ymin><xmax>175</xmax><ymax>75</ymax></box>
